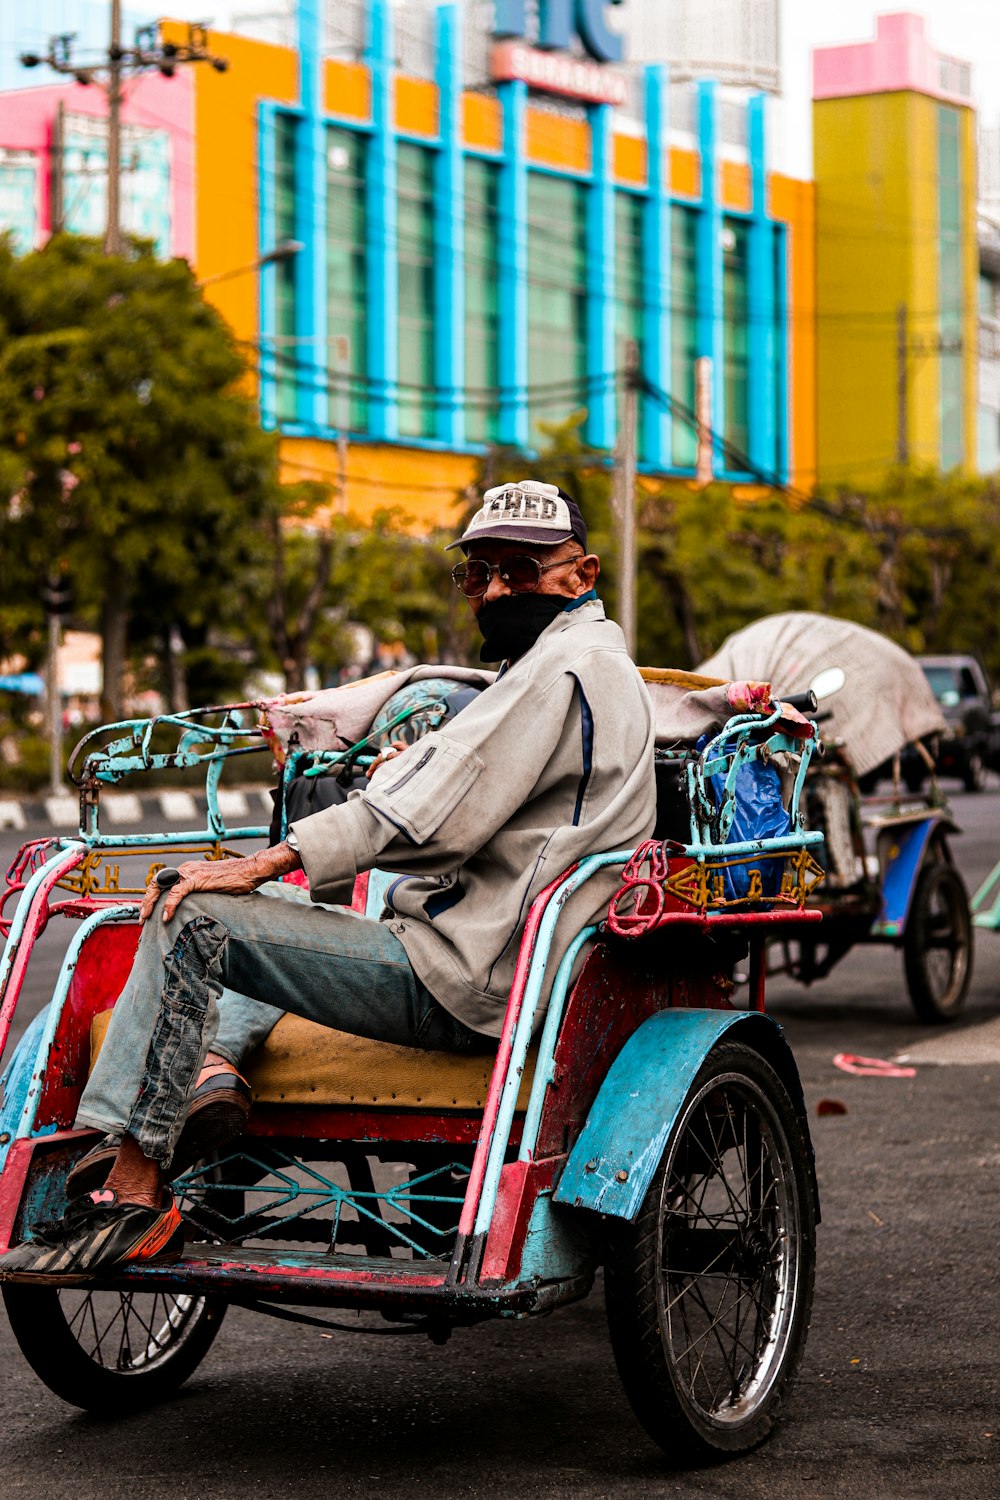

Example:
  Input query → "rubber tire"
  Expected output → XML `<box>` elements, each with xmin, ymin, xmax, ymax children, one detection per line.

<box><xmin>2</xmin><ymin>1284</ymin><xmax>226</xmax><ymax>1414</ymax></box>
<box><xmin>903</xmin><ymin>861</ymin><xmax>973</xmax><ymax>1024</ymax></box>
<box><xmin>603</xmin><ymin>1041</ymin><xmax>817</xmax><ymax>1463</ymax></box>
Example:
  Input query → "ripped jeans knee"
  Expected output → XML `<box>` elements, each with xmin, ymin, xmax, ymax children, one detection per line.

<box><xmin>124</xmin><ymin>915</ymin><xmax>229</xmax><ymax>1167</ymax></box>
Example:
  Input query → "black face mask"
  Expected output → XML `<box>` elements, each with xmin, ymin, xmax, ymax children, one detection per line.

<box><xmin>477</xmin><ymin>593</ymin><xmax>568</xmax><ymax>663</ymax></box>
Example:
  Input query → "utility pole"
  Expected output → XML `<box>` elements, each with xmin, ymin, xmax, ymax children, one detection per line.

<box><xmin>897</xmin><ymin>302</ymin><xmax>909</xmax><ymax>465</ymax></box>
<box><xmin>615</xmin><ymin>339</ymin><xmax>639</xmax><ymax>659</ymax></box>
<box><xmin>20</xmin><ymin>13</ymin><xmax>227</xmax><ymax>256</ymax></box>
<box><xmin>105</xmin><ymin>0</ymin><xmax>123</xmax><ymax>255</ymax></box>
<box><xmin>41</xmin><ymin>571</ymin><xmax>72</xmax><ymax>795</ymax></box>
<box><xmin>895</xmin><ymin>302</ymin><xmax>963</xmax><ymax>467</ymax></box>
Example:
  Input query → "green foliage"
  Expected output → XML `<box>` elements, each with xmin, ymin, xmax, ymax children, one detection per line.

<box><xmin>461</xmin><ymin>420</ymin><xmax>1000</xmax><ymax>679</ymax></box>
<box><xmin>324</xmin><ymin>510</ymin><xmax>477</xmax><ymax>671</ymax></box>
<box><xmin>0</xmin><ymin>234</ymin><xmax>289</xmax><ymax>714</ymax></box>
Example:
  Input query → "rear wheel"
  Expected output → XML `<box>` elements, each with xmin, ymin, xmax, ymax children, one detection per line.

<box><xmin>604</xmin><ymin>1042</ymin><xmax>816</xmax><ymax>1462</ymax></box>
<box><xmin>2</xmin><ymin>1284</ymin><xmax>226</xmax><ymax>1413</ymax></box>
<box><xmin>903</xmin><ymin>860</ymin><xmax>972</xmax><ymax>1023</ymax></box>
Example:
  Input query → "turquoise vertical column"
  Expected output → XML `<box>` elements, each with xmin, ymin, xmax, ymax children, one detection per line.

<box><xmin>296</xmin><ymin>0</ymin><xmax>328</xmax><ymax>432</ymax></box>
<box><xmin>434</xmin><ymin>4</ymin><xmax>463</xmax><ymax>445</ymax></box>
<box><xmin>498</xmin><ymin>79</ymin><xmax>528</xmax><ymax>449</ymax></box>
<box><xmin>773</xmin><ymin>223</ymin><xmax>789</xmax><ymax>482</ymax></box>
<box><xmin>642</xmin><ymin>65</ymin><xmax>670</xmax><ymax>470</ymax></box>
<box><xmin>585</xmin><ymin>103</ymin><xmax>615</xmax><ymax>452</ymax></box>
<box><xmin>365</xmin><ymin>0</ymin><xmax>398</xmax><ymax>441</ymax></box>
<box><xmin>696</xmin><ymin>81</ymin><xmax>723</xmax><ymax>475</ymax></box>
<box><xmin>258</xmin><ymin>99</ymin><xmax>278</xmax><ymax>429</ymax></box>
<box><xmin>747</xmin><ymin>94</ymin><xmax>777</xmax><ymax>478</ymax></box>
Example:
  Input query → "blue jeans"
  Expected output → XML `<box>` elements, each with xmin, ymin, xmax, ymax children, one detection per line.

<box><xmin>77</xmin><ymin>882</ymin><xmax>488</xmax><ymax>1168</ymax></box>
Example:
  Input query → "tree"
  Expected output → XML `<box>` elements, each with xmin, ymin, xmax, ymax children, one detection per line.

<box><xmin>0</xmin><ymin>234</ymin><xmax>291</xmax><ymax>719</ymax></box>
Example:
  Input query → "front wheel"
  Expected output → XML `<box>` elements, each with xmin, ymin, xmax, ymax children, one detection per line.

<box><xmin>604</xmin><ymin>1041</ymin><xmax>816</xmax><ymax>1462</ymax></box>
<box><xmin>903</xmin><ymin>860</ymin><xmax>972</xmax><ymax>1023</ymax></box>
<box><xmin>2</xmin><ymin>1284</ymin><xmax>226</xmax><ymax>1413</ymax></box>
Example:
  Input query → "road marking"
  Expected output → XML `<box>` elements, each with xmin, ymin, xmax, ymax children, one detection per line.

<box><xmin>103</xmin><ymin>793</ymin><xmax>144</xmax><ymax>824</ymax></box>
<box><xmin>158</xmin><ymin>791</ymin><xmax>198</xmax><ymax>822</ymax></box>
<box><xmin>0</xmin><ymin>801</ymin><xmax>26</xmax><ymax>830</ymax></box>
<box><xmin>43</xmin><ymin>796</ymin><xmax>78</xmax><ymax>827</ymax></box>
<box><xmin>216</xmin><ymin>790</ymin><xmax>248</xmax><ymax>820</ymax></box>
<box><xmin>897</xmin><ymin>1017</ymin><xmax>1000</xmax><ymax>1066</ymax></box>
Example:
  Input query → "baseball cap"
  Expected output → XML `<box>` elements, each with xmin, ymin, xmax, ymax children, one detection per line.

<box><xmin>445</xmin><ymin>480</ymin><xmax>588</xmax><ymax>553</ymax></box>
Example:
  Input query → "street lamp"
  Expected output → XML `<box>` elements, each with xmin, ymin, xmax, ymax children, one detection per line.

<box><xmin>196</xmin><ymin>239</ymin><xmax>304</xmax><ymax>288</ymax></box>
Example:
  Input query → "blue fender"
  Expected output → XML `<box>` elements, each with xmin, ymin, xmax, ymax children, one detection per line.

<box><xmin>871</xmin><ymin>813</ymin><xmax>955</xmax><ymax>939</ymax></box>
<box><xmin>552</xmin><ymin>1008</ymin><xmax>814</xmax><ymax>1223</ymax></box>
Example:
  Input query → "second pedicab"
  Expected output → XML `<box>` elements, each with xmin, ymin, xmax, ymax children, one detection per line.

<box><xmin>699</xmin><ymin>612</ymin><xmax>975</xmax><ymax>1023</ymax></box>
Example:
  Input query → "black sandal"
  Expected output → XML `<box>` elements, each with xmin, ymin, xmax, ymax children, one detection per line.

<box><xmin>66</xmin><ymin>1070</ymin><xmax>252</xmax><ymax>1197</ymax></box>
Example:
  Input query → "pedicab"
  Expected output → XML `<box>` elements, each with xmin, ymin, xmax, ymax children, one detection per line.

<box><xmin>0</xmin><ymin>665</ymin><xmax>825</xmax><ymax>1461</ymax></box>
<box><xmin>699</xmin><ymin>612</ymin><xmax>974</xmax><ymax>1023</ymax></box>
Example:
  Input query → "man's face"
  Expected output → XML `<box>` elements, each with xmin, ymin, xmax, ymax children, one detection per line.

<box><xmin>464</xmin><ymin>538</ymin><xmax>600</xmax><ymax>619</ymax></box>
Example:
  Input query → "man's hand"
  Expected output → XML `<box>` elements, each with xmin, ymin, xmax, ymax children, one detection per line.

<box><xmin>366</xmin><ymin>739</ymin><xmax>409</xmax><ymax>779</ymax></box>
<box><xmin>140</xmin><ymin>841</ymin><xmax>302</xmax><ymax>924</ymax></box>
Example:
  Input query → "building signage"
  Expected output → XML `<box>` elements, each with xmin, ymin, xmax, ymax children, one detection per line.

<box><xmin>491</xmin><ymin>39</ymin><xmax>627</xmax><ymax>105</ymax></box>
<box><xmin>492</xmin><ymin>0</ymin><xmax>626</xmax><ymax>103</ymax></box>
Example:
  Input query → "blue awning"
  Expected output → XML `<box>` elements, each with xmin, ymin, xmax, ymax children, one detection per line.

<box><xmin>0</xmin><ymin>673</ymin><xmax>46</xmax><ymax>695</ymax></box>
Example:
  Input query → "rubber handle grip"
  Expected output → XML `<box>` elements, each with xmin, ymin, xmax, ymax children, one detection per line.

<box><xmin>780</xmin><ymin>690</ymin><xmax>819</xmax><ymax>715</ymax></box>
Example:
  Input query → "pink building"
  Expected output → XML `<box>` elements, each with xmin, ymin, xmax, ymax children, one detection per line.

<box><xmin>0</xmin><ymin>70</ymin><xmax>194</xmax><ymax>258</ymax></box>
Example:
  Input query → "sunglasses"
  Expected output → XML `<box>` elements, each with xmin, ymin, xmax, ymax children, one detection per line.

<box><xmin>450</xmin><ymin>554</ymin><xmax>585</xmax><ymax>598</ymax></box>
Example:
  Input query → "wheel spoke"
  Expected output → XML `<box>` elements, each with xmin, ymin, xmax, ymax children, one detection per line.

<box><xmin>51</xmin><ymin>1289</ymin><xmax>213</xmax><ymax>1377</ymax></box>
<box><xmin>649</xmin><ymin>1067</ymin><xmax>804</xmax><ymax>1431</ymax></box>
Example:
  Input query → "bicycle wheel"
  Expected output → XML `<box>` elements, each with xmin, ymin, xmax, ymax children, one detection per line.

<box><xmin>903</xmin><ymin>860</ymin><xmax>973</xmax><ymax>1023</ymax></box>
<box><xmin>2</xmin><ymin>1283</ymin><xmax>226</xmax><ymax>1414</ymax></box>
<box><xmin>604</xmin><ymin>1041</ymin><xmax>816</xmax><ymax>1461</ymax></box>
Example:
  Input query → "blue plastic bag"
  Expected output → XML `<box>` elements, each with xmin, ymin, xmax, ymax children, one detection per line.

<box><xmin>704</xmin><ymin>745</ymin><xmax>791</xmax><ymax>900</ymax></box>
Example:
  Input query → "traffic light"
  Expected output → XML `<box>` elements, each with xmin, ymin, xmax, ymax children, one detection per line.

<box><xmin>41</xmin><ymin>572</ymin><xmax>72</xmax><ymax>616</ymax></box>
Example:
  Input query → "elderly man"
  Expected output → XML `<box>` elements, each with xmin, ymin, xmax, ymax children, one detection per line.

<box><xmin>0</xmin><ymin>480</ymin><xmax>656</xmax><ymax>1281</ymax></box>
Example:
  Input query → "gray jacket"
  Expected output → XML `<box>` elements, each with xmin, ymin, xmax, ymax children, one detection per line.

<box><xmin>292</xmin><ymin>597</ymin><xmax>657</xmax><ymax>1036</ymax></box>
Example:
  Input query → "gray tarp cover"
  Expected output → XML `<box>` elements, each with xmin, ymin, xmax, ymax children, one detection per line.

<box><xmin>262</xmin><ymin>665</ymin><xmax>496</xmax><ymax>753</ymax></box>
<box><xmin>697</xmin><ymin>611</ymin><xmax>946</xmax><ymax>776</ymax></box>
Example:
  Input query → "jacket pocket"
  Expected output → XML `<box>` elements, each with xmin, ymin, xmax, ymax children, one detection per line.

<box><xmin>365</xmin><ymin>738</ymin><xmax>484</xmax><ymax>845</ymax></box>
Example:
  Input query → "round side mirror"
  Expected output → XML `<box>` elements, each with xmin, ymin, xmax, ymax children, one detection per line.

<box><xmin>809</xmin><ymin>666</ymin><xmax>846</xmax><ymax>702</ymax></box>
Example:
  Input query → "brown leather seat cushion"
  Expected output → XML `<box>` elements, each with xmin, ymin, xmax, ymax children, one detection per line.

<box><xmin>90</xmin><ymin>1010</ymin><xmax>536</xmax><ymax>1112</ymax></box>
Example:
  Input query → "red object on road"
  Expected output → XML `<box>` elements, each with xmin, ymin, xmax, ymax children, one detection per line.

<box><xmin>833</xmin><ymin>1053</ymin><xmax>917</xmax><ymax>1078</ymax></box>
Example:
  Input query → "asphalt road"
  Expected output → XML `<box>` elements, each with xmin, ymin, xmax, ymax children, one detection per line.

<box><xmin>1</xmin><ymin>788</ymin><xmax>999</xmax><ymax>1499</ymax></box>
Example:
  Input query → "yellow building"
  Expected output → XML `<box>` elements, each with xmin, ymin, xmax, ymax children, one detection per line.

<box><xmin>813</xmin><ymin>12</ymin><xmax>978</xmax><ymax>484</ymax></box>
